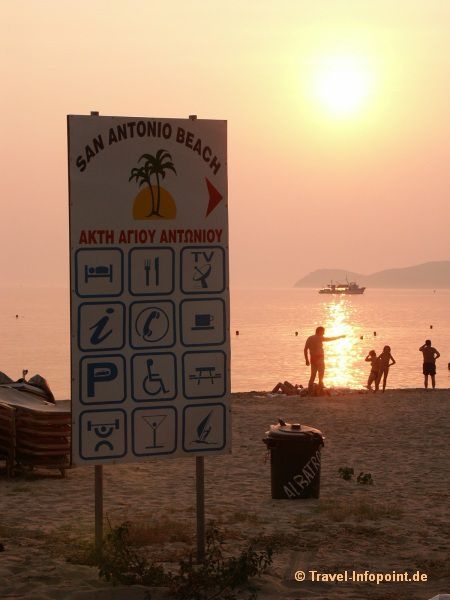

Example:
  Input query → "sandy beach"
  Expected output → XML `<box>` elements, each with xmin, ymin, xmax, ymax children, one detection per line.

<box><xmin>1</xmin><ymin>388</ymin><xmax>449</xmax><ymax>600</ymax></box>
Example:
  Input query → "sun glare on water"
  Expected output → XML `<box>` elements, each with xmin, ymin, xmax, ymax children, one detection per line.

<box><xmin>312</xmin><ymin>54</ymin><xmax>374</xmax><ymax>118</ymax></box>
<box><xmin>323</xmin><ymin>299</ymin><xmax>365</xmax><ymax>388</ymax></box>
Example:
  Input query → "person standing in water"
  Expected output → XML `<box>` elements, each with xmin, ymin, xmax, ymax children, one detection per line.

<box><xmin>375</xmin><ymin>345</ymin><xmax>396</xmax><ymax>392</ymax></box>
<box><xmin>304</xmin><ymin>326</ymin><xmax>345</xmax><ymax>394</ymax></box>
<box><xmin>419</xmin><ymin>339</ymin><xmax>440</xmax><ymax>389</ymax></box>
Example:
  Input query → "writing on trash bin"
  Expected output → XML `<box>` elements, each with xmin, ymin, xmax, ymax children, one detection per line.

<box><xmin>283</xmin><ymin>449</ymin><xmax>321</xmax><ymax>498</ymax></box>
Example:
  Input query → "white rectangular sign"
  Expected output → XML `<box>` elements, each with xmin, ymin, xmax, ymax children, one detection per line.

<box><xmin>68</xmin><ymin>114</ymin><xmax>230</xmax><ymax>465</ymax></box>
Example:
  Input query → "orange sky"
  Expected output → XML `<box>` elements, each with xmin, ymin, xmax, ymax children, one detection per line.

<box><xmin>1</xmin><ymin>0</ymin><xmax>449</xmax><ymax>287</ymax></box>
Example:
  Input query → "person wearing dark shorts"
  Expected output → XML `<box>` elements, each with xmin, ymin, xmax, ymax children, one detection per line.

<box><xmin>419</xmin><ymin>340</ymin><xmax>440</xmax><ymax>389</ymax></box>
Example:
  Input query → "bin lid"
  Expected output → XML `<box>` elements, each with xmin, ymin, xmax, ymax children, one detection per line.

<box><xmin>265</xmin><ymin>420</ymin><xmax>324</xmax><ymax>440</ymax></box>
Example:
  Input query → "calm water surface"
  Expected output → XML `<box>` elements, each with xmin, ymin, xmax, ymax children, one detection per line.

<box><xmin>1</xmin><ymin>286</ymin><xmax>449</xmax><ymax>398</ymax></box>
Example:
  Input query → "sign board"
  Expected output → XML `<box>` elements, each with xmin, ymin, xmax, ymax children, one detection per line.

<box><xmin>68</xmin><ymin>114</ymin><xmax>230</xmax><ymax>465</ymax></box>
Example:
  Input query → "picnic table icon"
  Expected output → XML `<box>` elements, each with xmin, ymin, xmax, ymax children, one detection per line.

<box><xmin>189</xmin><ymin>366</ymin><xmax>221</xmax><ymax>385</ymax></box>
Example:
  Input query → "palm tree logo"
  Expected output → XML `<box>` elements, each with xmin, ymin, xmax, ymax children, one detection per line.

<box><xmin>129</xmin><ymin>149</ymin><xmax>177</xmax><ymax>220</ymax></box>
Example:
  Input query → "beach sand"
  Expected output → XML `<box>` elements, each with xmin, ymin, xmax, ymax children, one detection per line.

<box><xmin>1</xmin><ymin>389</ymin><xmax>449</xmax><ymax>599</ymax></box>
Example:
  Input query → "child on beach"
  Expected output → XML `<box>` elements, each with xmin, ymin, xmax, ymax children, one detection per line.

<box><xmin>365</xmin><ymin>350</ymin><xmax>379</xmax><ymax>391</ymax></box>
<box><xmin>375</xmin><ymin>345</ymin><xmax>396</xmax><ymax>392</ymax></box>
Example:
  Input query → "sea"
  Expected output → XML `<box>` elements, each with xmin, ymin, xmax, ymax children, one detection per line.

<box><xmin>1</xmin><ymin>286</ymin><xmax>449</xmax><ymax>399</ymax></box>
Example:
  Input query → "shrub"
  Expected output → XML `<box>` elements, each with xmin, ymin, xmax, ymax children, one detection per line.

<box><xmin>95</xmin><ymin>520</ymin><xmax>274</xmax><ymax>600</ymax></box>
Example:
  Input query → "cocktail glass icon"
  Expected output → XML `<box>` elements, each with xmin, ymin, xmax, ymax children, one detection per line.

<box><xmin>87</xmin><ymin>418</ymin><xmax>120</xmax><ymax>452</ymax></box>
<box><xmin>142</xmin><ymin>414</ymin><xmax>167</xmax><ymax>448</ymax></box>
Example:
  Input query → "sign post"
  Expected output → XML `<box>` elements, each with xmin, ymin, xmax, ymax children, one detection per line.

<box><xmin>196</xmin><ymin>455</ymin><xmax>206</xmax><ymax>561</ymax></box>
<box><xmin>94</xmin><ymin>464</ymin><xmax>103</xmax><ymax>550</ymax></box>
<box><xmin>68</xmin><ymin>113</ymin><xmax>230</xmax><ymax>551</ymax></box>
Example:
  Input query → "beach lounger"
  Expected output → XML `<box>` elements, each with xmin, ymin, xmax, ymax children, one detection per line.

<box><xmin>0</xmin><ymin>402</ymin><xmax>16</xmax><ymax>477</ymax></box>
<box><xmin>0</xmin><ymin>386</ymin><xmax>71</xmax><ymax>477</ymax></box>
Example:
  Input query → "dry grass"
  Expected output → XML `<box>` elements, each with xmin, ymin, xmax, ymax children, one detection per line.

<box><xmin>306</xmin><ymin>498</ymin><xmax>404</xmax><ymax>523</ymax></box>
<box><xmin>105</xmin><ymin>515</ymin><xmax>195</xmax><ymax>547</ymax></box>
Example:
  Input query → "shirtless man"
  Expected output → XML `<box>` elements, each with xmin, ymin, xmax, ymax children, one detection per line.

<box><xmin>419</xmin><ymin>339</ymin><xmax>440</xmax><ymax>389</ymax></box>
<box><xmin>304</xmin><ymin>326</ymin><xmax>345</xmax><ymax>394</ymax></box>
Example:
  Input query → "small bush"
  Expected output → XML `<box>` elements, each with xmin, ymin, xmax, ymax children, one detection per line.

<box><xmin>338</xmin><ymin>467</ymin><xmax>354</xmax><ymax>481</ymax></box>
<box><xmin>171</xmin><ymin>522</ymin><xmax>273</xmax><ymax>600</ymax></box>
<box><xmin>94</xmin><ymin>521</ymin><xmax>274</xmax><ymax>599</ymax></box>
<box><xmin>357</xmin><ymin>472</ymin><xmax>374</xmax><ymax>485</ymax></box>
<box><xmin>97</xmin><ymin>522</ymin><xmax>167</xmax><ymax>586</ymax></box>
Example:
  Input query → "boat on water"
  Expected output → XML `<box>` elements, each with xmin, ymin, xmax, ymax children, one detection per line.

<box><xmin>319</xmin><ymin>281</ymin><xmax>366</xmax><ymax>295</ymax></box>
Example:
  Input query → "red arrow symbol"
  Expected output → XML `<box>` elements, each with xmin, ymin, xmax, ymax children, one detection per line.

<box><xmin>205</xmin><ymin>178</ymin><xmax>223</xmax><ymax>217</ymax></box>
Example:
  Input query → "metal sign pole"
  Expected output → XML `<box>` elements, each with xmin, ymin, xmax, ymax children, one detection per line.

<box><xmin>190</xmin><ymin>112</ymin><xmax>206</xmax><ymax>564</ymax></box>
<box><xmin>90</xmin><ymin>110</ymin><xmax>104</xmax><ymax>554</ymax></box>
<box><xmin>95</xmin><ymin>464</ymin><xmax>103</xmax><ymax>551</ymax></box>
<box><xmin>196</xmin><ymin>456</ymin><xmax>206</xmax><ymax>562</ymax></box>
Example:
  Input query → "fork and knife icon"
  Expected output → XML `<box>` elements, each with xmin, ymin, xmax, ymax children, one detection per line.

<box><xmin>144</xmin><ymin>257</ymin><xmax>160</xmax><ymax>287</ymax></box>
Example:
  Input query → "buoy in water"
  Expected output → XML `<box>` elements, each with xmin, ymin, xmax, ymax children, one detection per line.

<box><xmin>373</xmin><ymin>331</ymin><xmax>377</xmax><ymax>336</ymax></box>
<box><xmin>430</xmin><ymin>325</ymin><xmax>433</xmax><ymax>329</ymax></box>
<box><xmin>295</xmin><ymin>331</ymin><xmax>298</xmax><ymax>336</ymax></box>
<box><xmin>236</xmin><ymin>330</ymin><xmax>239</xmax><ymax>336</ymax></box>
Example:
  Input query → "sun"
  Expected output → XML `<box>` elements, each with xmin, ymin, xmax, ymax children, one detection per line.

<box><xmin>312</xmin><ymin>55</ymin><xmax>373</xmax><ymax>118</ymax></box>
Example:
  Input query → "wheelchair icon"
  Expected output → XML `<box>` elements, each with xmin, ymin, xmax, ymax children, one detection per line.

<box><xmin>143</xmin><ymin>358</ymin><xmax>169</xmax><ymax>396</ymax></box>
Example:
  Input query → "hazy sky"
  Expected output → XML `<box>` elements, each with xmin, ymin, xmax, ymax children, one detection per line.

<box><xmin>1</xmin><ymin>0</ymin><xmax>449</xmax><ymax>287</ymax></box>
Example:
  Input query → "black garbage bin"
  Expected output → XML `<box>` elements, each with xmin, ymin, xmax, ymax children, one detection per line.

<box><xmin>263</xmin><ymin>420</ymin><xmax>325</xmax><ymax>499</ymax></box>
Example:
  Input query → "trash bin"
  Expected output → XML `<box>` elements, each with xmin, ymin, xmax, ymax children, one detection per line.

<box><xmin>263</xmin><ymin>419</ymin><xmax>324</xmax><ymax>499</ymax></box>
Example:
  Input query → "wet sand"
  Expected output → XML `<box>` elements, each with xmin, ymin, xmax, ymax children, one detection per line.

<box><xmin>1</xmin><ymin>389</ymin><xmax>449</xmax><ymax>599</ymax></box>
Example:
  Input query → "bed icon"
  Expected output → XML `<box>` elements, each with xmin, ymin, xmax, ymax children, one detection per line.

<box><xmin>85</xmin><ymin>264</ymin><xmax>113</xmax><ymax>283</ymax></box>
<box><xmin>75</xmin><ymin>249</ymin><xmax>124</xmax><ymax>298</ymax></box>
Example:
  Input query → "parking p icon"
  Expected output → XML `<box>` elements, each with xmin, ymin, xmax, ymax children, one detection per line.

<box><xmin>87</xmin><ymin>362</ymin><xmax>118</xmax><ymax>396</ymax></box>
<box><xmin>80</xmin><ymin>355</ymin><xmax>126</xmax><ymax>405</ymax></box>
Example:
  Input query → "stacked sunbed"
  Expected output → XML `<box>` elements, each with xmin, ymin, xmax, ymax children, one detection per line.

<box><xmin>0</xmin><ymin>383</ymin><xmax>71</xmax><ymax>477</ymax></box>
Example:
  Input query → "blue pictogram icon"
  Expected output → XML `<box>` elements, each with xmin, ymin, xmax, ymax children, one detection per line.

<box><xmin>75</xmin><ymin>248</ymin><xmax>123</xmax><ymax>297</ymax></box>
<box><xmin>128</xmin><ymin>247</ymin><xmax>174</xmax><ymax>296</ymax></box>
<box><xmin>85</xmin><ymin>264</ymin><xmax>113</xmax><ymax>283</ymax></box>
<box><xmin>80</xmin><ymin>355</ymin><xmax>126</xmax><ymax>405</ymax></box>
<box><xmin>90</xmin><ymin>307</ymin><xmax>115</xmax><ymax>345</ymax></box>
<box><xmin>87</xmin><ymin>362</ymin><xmax>118</xmax><ymax>396</ymax></box>
<box><xmin>143</xmin><ymin>358</ymin><xmax>169</xmax><ymax>395</ymax></box>
<box><xmin>130</xmin><ymin>301</ymin><xmax>175</xmax><ymax>349</ymax></box>
<box><xmin>78</xmin><ymin>302</ymin><xmax>125</xmax><ymax>351</ymax></box>
<box><xmin>87</xmin><ymin>418</ymin><xmax>120</xmax><ymax>452</ymax></box>
<box><xmin>193</xmin><ymin>410</ymin><xmax>215</xmax><ymax>445</ymax></box>
<box><xmin>182</xmin><ymin>403</ymin><xmax>227</xmax><ymax>453</ymax></box>
<box><xmin>181</xmin><ymin>246</ymin><xmax>225</xmax><ymax>294</ymax></box>
<box><xmin>136</xmin><ymin>307</ymin><xmax>169</xmax><ymax>342</ymax></box>
<box><xmin>80</xmin><ymin>409</ymin><xmax>127</xmax><ymax>460</ymax></box>
<box><xmin>142</xmin><ymin>413</ymin><xmax>167</xmax><ymax>448</ymax></box>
